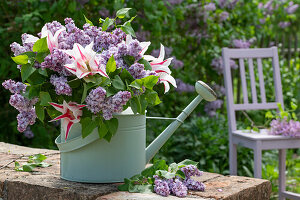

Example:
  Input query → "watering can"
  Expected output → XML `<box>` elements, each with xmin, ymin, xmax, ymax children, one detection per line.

<box><xmin>55</xmin><ymin>81</ymin><xmax>216</xmax><ymax>183</ymax></box>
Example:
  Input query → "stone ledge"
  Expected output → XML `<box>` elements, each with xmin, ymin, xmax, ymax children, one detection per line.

<box><xmin>0</xmin><ymin>142</ymin><xmax>271</xmax><ymax>200</ymax></box>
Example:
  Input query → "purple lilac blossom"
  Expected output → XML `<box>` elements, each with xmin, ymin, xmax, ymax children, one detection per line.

<box><xmin>136</xmin><ymin>30</ymin><xmax>151</xmax><ymax>42</ymax></box>
<box><xmin>180</xmin><ymin>165</ymin><xmax>203</xmax><ymax>179</ymax></box>
<box><xmin>172</xmin><ymin>58</ymin><xmax>184</xmax><ymax>69</ymax></box>
<box><xmin>85</xmin><ymin>86</ymin><xmax>106</xmax><ymax>114</ymax></box>
<box><xmin>218</xmin><ymin>0</ymin><xmax>227</xmax><ymax>8</ymax></box>
<box><xmin>102</xmin><ymin>91</ymin><xmax>131</xmax><ymax>120</ymax></box>
<box><xmin>211</xmin><ymin>57</ymin><xmax>238</xmax><ymax>74</ymax></box>
<box><xmin>50</xmin><ymin>75</ymin><xmax>72</xmax><ymax>96</ymax></box>
<box><xmin>204</xmin><ymin>99</ymin><xmax>223</xmax><ymax>117</ymax></box>
<box><xmin>41</xmin><ymin>48</ymin><xmax>72</xmax><ymax>76</ymax></box>
<box><xmin>279</xmin><ymin>21</ymin><xmax>291</xmax><ymax>28</ymax></box>
<box><xmin>204</xmin><ymin>3</ymin><xmax>216</xmax><ymax>11</ymax></box>
<box><xmin>128</xmin><ymin>63</ymin><xmax>146</xmax><ymax>79</ymax></box>
<box><xmin>98</xmin><ymin>8</ymin><xmax>110</xmax><ymax>17</ymax></box>
<box><xmin>183</xmin><ymin>178</ymin><xmax>205</xmax><ymax>191</ymax></box>
<box><xmin>23</xmin><ymin>127</ymin><xmax>34</xmax><ymax>139</ymax></box>
<box><xmin>9</xmin><ymin>94</ymin><xmax>38</xmax><ymax>112</ymax></box>
<box><xmin>220</xmin><ymin>11</ymin><xmax>229</xmax><ymax>21</ymax></box>
<box><xmin>171</xmin><ymin>179</ymin><xmax>188</xmax><ymax>197</ymax></box>
<box><xmin>175</xmin><ymin>79</ymin><xmax>195</xmax><ymax>93</ymax></box>
<box><xmin>227</xmin><ymin>0</ymin><xmax>239</xmax><ymax>9</ymax></box>
<box><xmin>17</xmin><ymin>109</ymin><xmax>37</xmax><ymax>132</ymax></box>
<box><xmin>233</xmin><ymin>39</ymin><xmax>251</xmax><ymax>48</ymax></box>
<box><xmin>288</xmin><ymin>120</ymin><xmax>300</xmax><ymax>137</ymax></box>
<box><xmin>269</xmin><ymin>118</ymin><xmax>289</xmax><ymax>136</ymax></box>
<box><xmin>2</xmin><ymin>80</ymin><xmax>26</xmax><ymax>94</ymax></box>
<box><xmin>286</xmin><ymin>3</ymin><xmax>299</xmax><ymax>14</ymax></box>
<box><xmin>212</xmin><ymin>84</ymin><xmax>226</xmax><ymax>96</ymax></box>
<box><xmin>154</xmin><ymin>179</ymin><xmax>170</xmax><ymax>197</ymax></box>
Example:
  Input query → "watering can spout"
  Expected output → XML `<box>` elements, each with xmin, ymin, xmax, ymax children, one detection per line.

<box><xmin>145</xmin><ymin>81</ymin><xmax>217</xmax><ymax>163</ymax></box>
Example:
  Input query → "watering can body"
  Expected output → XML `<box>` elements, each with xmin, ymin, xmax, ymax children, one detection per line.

<box><xmin>55</xmin><ymin>81</ymin><xmax>217</xmax><ymax>183</ymax></box>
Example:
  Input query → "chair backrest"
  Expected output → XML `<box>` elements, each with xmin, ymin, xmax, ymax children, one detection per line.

<box><xmin>222</xmin><ymin>47</ymin><xmax>284</xmax><ymax>132</ymax></box>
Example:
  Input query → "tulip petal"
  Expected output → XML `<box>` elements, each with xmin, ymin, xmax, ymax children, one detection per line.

<box><xmin>140</xmin><ymin>41</ymin><xmax>151</xmax><ymax>55</ymax></box>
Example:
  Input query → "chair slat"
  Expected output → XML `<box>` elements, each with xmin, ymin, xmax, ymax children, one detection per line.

<box><xmin>248</xmin><ymin>58</ymin><xmax>257</xmax><ymax>103</ymax></box>
<box><xmin>257</xmin><ymin>58</ymin><xmax>266</xmax><ymax>103</ymax></box>
<box><xmin>239</xmin><ymin>58</ymin><xmax>248</xmax><ymax>104</ymax></box>
<box><xmin>226</xmin><ymin>48</ymin><xmax>273</xmax><ymax>58</ymax></box>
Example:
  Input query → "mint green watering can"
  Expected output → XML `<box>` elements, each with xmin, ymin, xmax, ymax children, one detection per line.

<box><xmin>55</xmin><ymin>81</ymin><xmax>216</xmax><ymax>183</ymax></box>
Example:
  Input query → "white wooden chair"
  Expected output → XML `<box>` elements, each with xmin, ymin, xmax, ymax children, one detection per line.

<box><xmin>222</xmin><ymin>47</ymin><xmax>300</xmax><ymax>200</ymax></box>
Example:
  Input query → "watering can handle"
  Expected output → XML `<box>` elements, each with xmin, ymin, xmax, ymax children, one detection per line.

<box><xmin>145</xmin><ymin>81</ymin><xmax>216</xmax><ymax>163</ymax></box>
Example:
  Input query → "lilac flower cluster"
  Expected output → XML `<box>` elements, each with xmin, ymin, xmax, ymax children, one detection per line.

<box><xmin>10</xmin><ymin>33</ymin><xmax>37</xmax><ymax>56</ymax></box>
<box><xmin>23</xmin><ymin>127</ymin><xmax>34</xmax><ymax>139</ymax></box>
<box><xmin>175</xmin><ymin>79</ymin><xmax>194</xmax><ymax>93</ymax></box>
<box><xmin>269</xmin><ymin>118</ymin><xmax>300</xmax><ymax>137</ymax></box>
<box><xmin>128</xmin><ymin>63</ymin><xmax>146</xmax><ymax>79</ymax></box>
<box><xmin>220</xmin><ymin>11</ymin><xmax>229</xmax><ymax>21</ymax></box>
<box><xmin>285</xmin><ymin>1</ymin><xmax>299</xmax><ymax>14</ymax></box>
<box><xmin>50</xmin><ymin>75</ymin><xmax>72</xmax><ymax>96</ymax></box>
<box><xmin>153</xmin><ymin>165</ymin><xmax>205</xmax><ymax>197</ymax></box>
<box><xmin>85</xmin><ymin>86</ymin><xmax>107</xmax><ymax>114</ymax></box>
<box><xmin>41</xmin><ymin>48</ymin><xmax>72</xmax><ymax>76</ymax></box>
<box><xmin>217</xmin><ymin>0</ymin><xmax>239</xmax><ymax>9</ymax></box>
<box><xmin>204</xmin><ymin>99</ymin><xmax>224</xmax><ymax>117</ymax></box>
<box><xmin>211</xmin><ymin>57</ymin><xmax>238</xmax><ymax>75</ymax></box>
<box><xmin>2</xmin><ymin>79</ymin><xmax>38</xmax><ymax>132</ymax></box>
<box><xmin>204</xmin><ymin>3</ymin><xmax>216</xmax><ymax>11</ymax></box>
<box><xmin>85</xmin><ymin>88</ymin><xmax>131</xmax><ymax>120</ymax></box>
<box><xmin>233</xmin><ymin>39</ymin><xmax>251</xmax><ymax>48</ymax></box>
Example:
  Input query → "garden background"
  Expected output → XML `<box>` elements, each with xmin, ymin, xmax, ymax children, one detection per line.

<box><xmin>0</xmin><ymin>0</ymin><xmax>299</xmax><ymax>198</ymax></box>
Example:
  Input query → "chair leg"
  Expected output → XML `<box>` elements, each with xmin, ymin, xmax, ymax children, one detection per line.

<box><xmin>229</xmin><ymin>141</ymin><xmax>237</xmax><ymax>175</ymax></box>
<box><xmin>253</xmin><ymin>142</ymin><xmax>262</xmax><ymax>178</ymax></box>
<box><xmin>278</xmin><ymin>149</ymin><xmax>286</xmax><ymax>200</ymax></box>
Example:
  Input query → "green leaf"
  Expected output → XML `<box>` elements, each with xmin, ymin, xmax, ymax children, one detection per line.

<box><xmin>14</xmin><ymin>161</ymin><xmax>21</xmax><ymax>171</ymax></box>
<box><xmin>112</xmin><ymin>75</ymin><xmax>125</xmax><ymax>90</ymax></box>
<box><xmin>106</xmin><ymin>55</ymin><xmax>117</xmax><ymax>74</ymax></box>
<box><xmin>291</xmin><ymin>102</ymin><xmax>298</xmax><ymax>110</ymax></box>
<box><xmin>106</xmin><ymin>87</ymin><xmax>119</xmax><ymax>97</ymax></box>
<box><xmin>83</xmin><ymin>14</ymin><xmax>93</xmax><ymax>26</ymax></box>
<box><xmin>124</xmin><ymin>55</ymin><xmax>135</xmax><ymax>66</ymax></box>
<box><xmin>11</xmin><ymin>54</ymin><xmax>28</xmax><ymax>65</ymax></box>
<box><xmin>40</xmin><ymin>92</ymin><xmax>52</xmax><ymax>106</ymax></box>
<box><xmin>169</xmin><ymin>163</ymin><xmax>179</xmax><ymax>172</ymax></box>
<box><xmin>138</xmin><ymin>59</ymin><xmax>152</xmax><ymax>70</ymax></box>
<box><xmin>102</xmin><ymin>17</ymin><xmax>114</xmax><ymax>31</ymax></box>
<box><xmin>106</xmin><ymin>118</ymin><xmax>118</xmax><ymax>136</ymax></box>
<box><xmin>131</xmin><ymin>97</ymin><xmax>142</xmax><ymax>114</ymax></box>
<box><xmin>35</xmin><ymin>104</ymin><xmax>45</xmax><ymax>122</ymax></box>
<box><xmin>118</xmin><ymin>178</ymin><xmax>131</xmax><ymax>191</ymax></box>
<box><xmin>99</xmin><ymin>18</ymin><xmax>105</xmax><ymax>24</ymax></box>
<box><xmin>98</xmin><ymin>120</ymin><xmax>108</xmax><ymax>139</ymax></box>
<box><xmin>32</xmin><ymin>37</ymin><xmax>48</xmax><ymax>53</ymax></box>
<box><xmin>128</xmin><ymin>184</ymin><xmax>153</xmax><ymax>193</ymax></box>
<box><xmin>36</xmin><ymin>52</ymin><xmax>49</xmax><ymax>63</ymax></box>
<box><xmin>265</xmin><ymin>111</ymin><xmax>274</xmax><ymax>119</ymax></box>
<box><xmin>80</xmin><ymin>117</ymin><xmax>98</xmax><ymax>138</ymax></box>
<box><xmin>142</xmin><ymin>75</ymin><xmax>158</xmax><ymax>90</ymax></box>
<box><xmin>140</xmin><ymin>95</ymin><xmax>148</xmax><ymax>115</ymax></box>
<box><xmin>116</xmin><ymin>8</ymin><xmax>132</xmax><ymax>19</ymax></box>
<box><xmin>120</xmin><ymin>68</ymin><xmax>134</xmax><ymax>82</ymax></box>
<box><xmin>252</xmin><ymin>127</ymin><xmax>259</xmax><ymax>132</ymax></box>
<box><xmin>121</xmin><ymin>21</ymin><xmax>136</xmax><ymax>37</ymax></box>
<box><xmin>38</xmin><ymin>68</ymin><xmax>48</xmax><ymax>76</ymax></box>
<box><xmin>37</xmin><ymin>162</ymin><xmax>51</xmax><ymax>168</ymax></box>
<box><xmin>156</xmin><ymin>170</ymin><xmax>176</xmax><ymax>179</ymax></box>
<box><xmin>178</xmin><ymin>159</ymin><xmax>198</xmax><ymax>167</ymax></box>
<box><xmin>22</xmin><ymin>164</ymin><xmax>36</xmax><ymax>172</ymax></box>
<box><xmin>277</xmin><ymin>103</ymin><xmax>284</xmax><ymax>112</ymax></box>
<box><xmin>68</xmin><ymin>78</ymin><xmax>81</xmax><ymax>88</ymax></box>
<box><xmin>81</xmin><ymin>83</ymin><xmax>88</xmax><ymax>104</ymax></box>
<box><xmin>30</xmin><ymin>154</ymin><xmax>47</xmax><ymax>163</ymax></box>
<box><xmin>21</xmin><ymin>63</ymin><xmax>36</xmax><ymax>82</ymax></box>
<box><xmin>129</xmin><ymin>80</ymin><xmax>142</xmax><ymax>90</ymax></box>
<box><xmin>28</xmin><ymin>85</ymin><xmax>40</xmax><ymax>99</ymax></box>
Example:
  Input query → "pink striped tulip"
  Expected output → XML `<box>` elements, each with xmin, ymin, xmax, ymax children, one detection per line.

<box><xmin>41</xmin><ymin>25</ymin><xmax>65</xmax><ymax>53</ymax></box>
<box><xmin>49</xmin><ymin>101</ymin><xmax>85</xmax><ymax>141</ymax></box>
<box><xmin>63</xmin><ymin>42</ymin><xmax>109</xmax><ymax>80</ymax></box>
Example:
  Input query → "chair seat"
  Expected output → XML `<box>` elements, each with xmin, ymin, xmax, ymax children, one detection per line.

<box><xmin>233</xmin><ymin>129</ymin><xmax>299</xmax><ymax>141</ymax></box>
<box><xmin>232</xmin><ymin>129</ymin><xmax>300</xmax><ymax>150</ymax></box>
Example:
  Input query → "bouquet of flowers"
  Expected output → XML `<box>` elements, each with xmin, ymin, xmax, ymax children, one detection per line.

<box><xmin>2</xmin><ymin>8</ymin><xmax>177</xmax><ymax>142</ymax></box>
